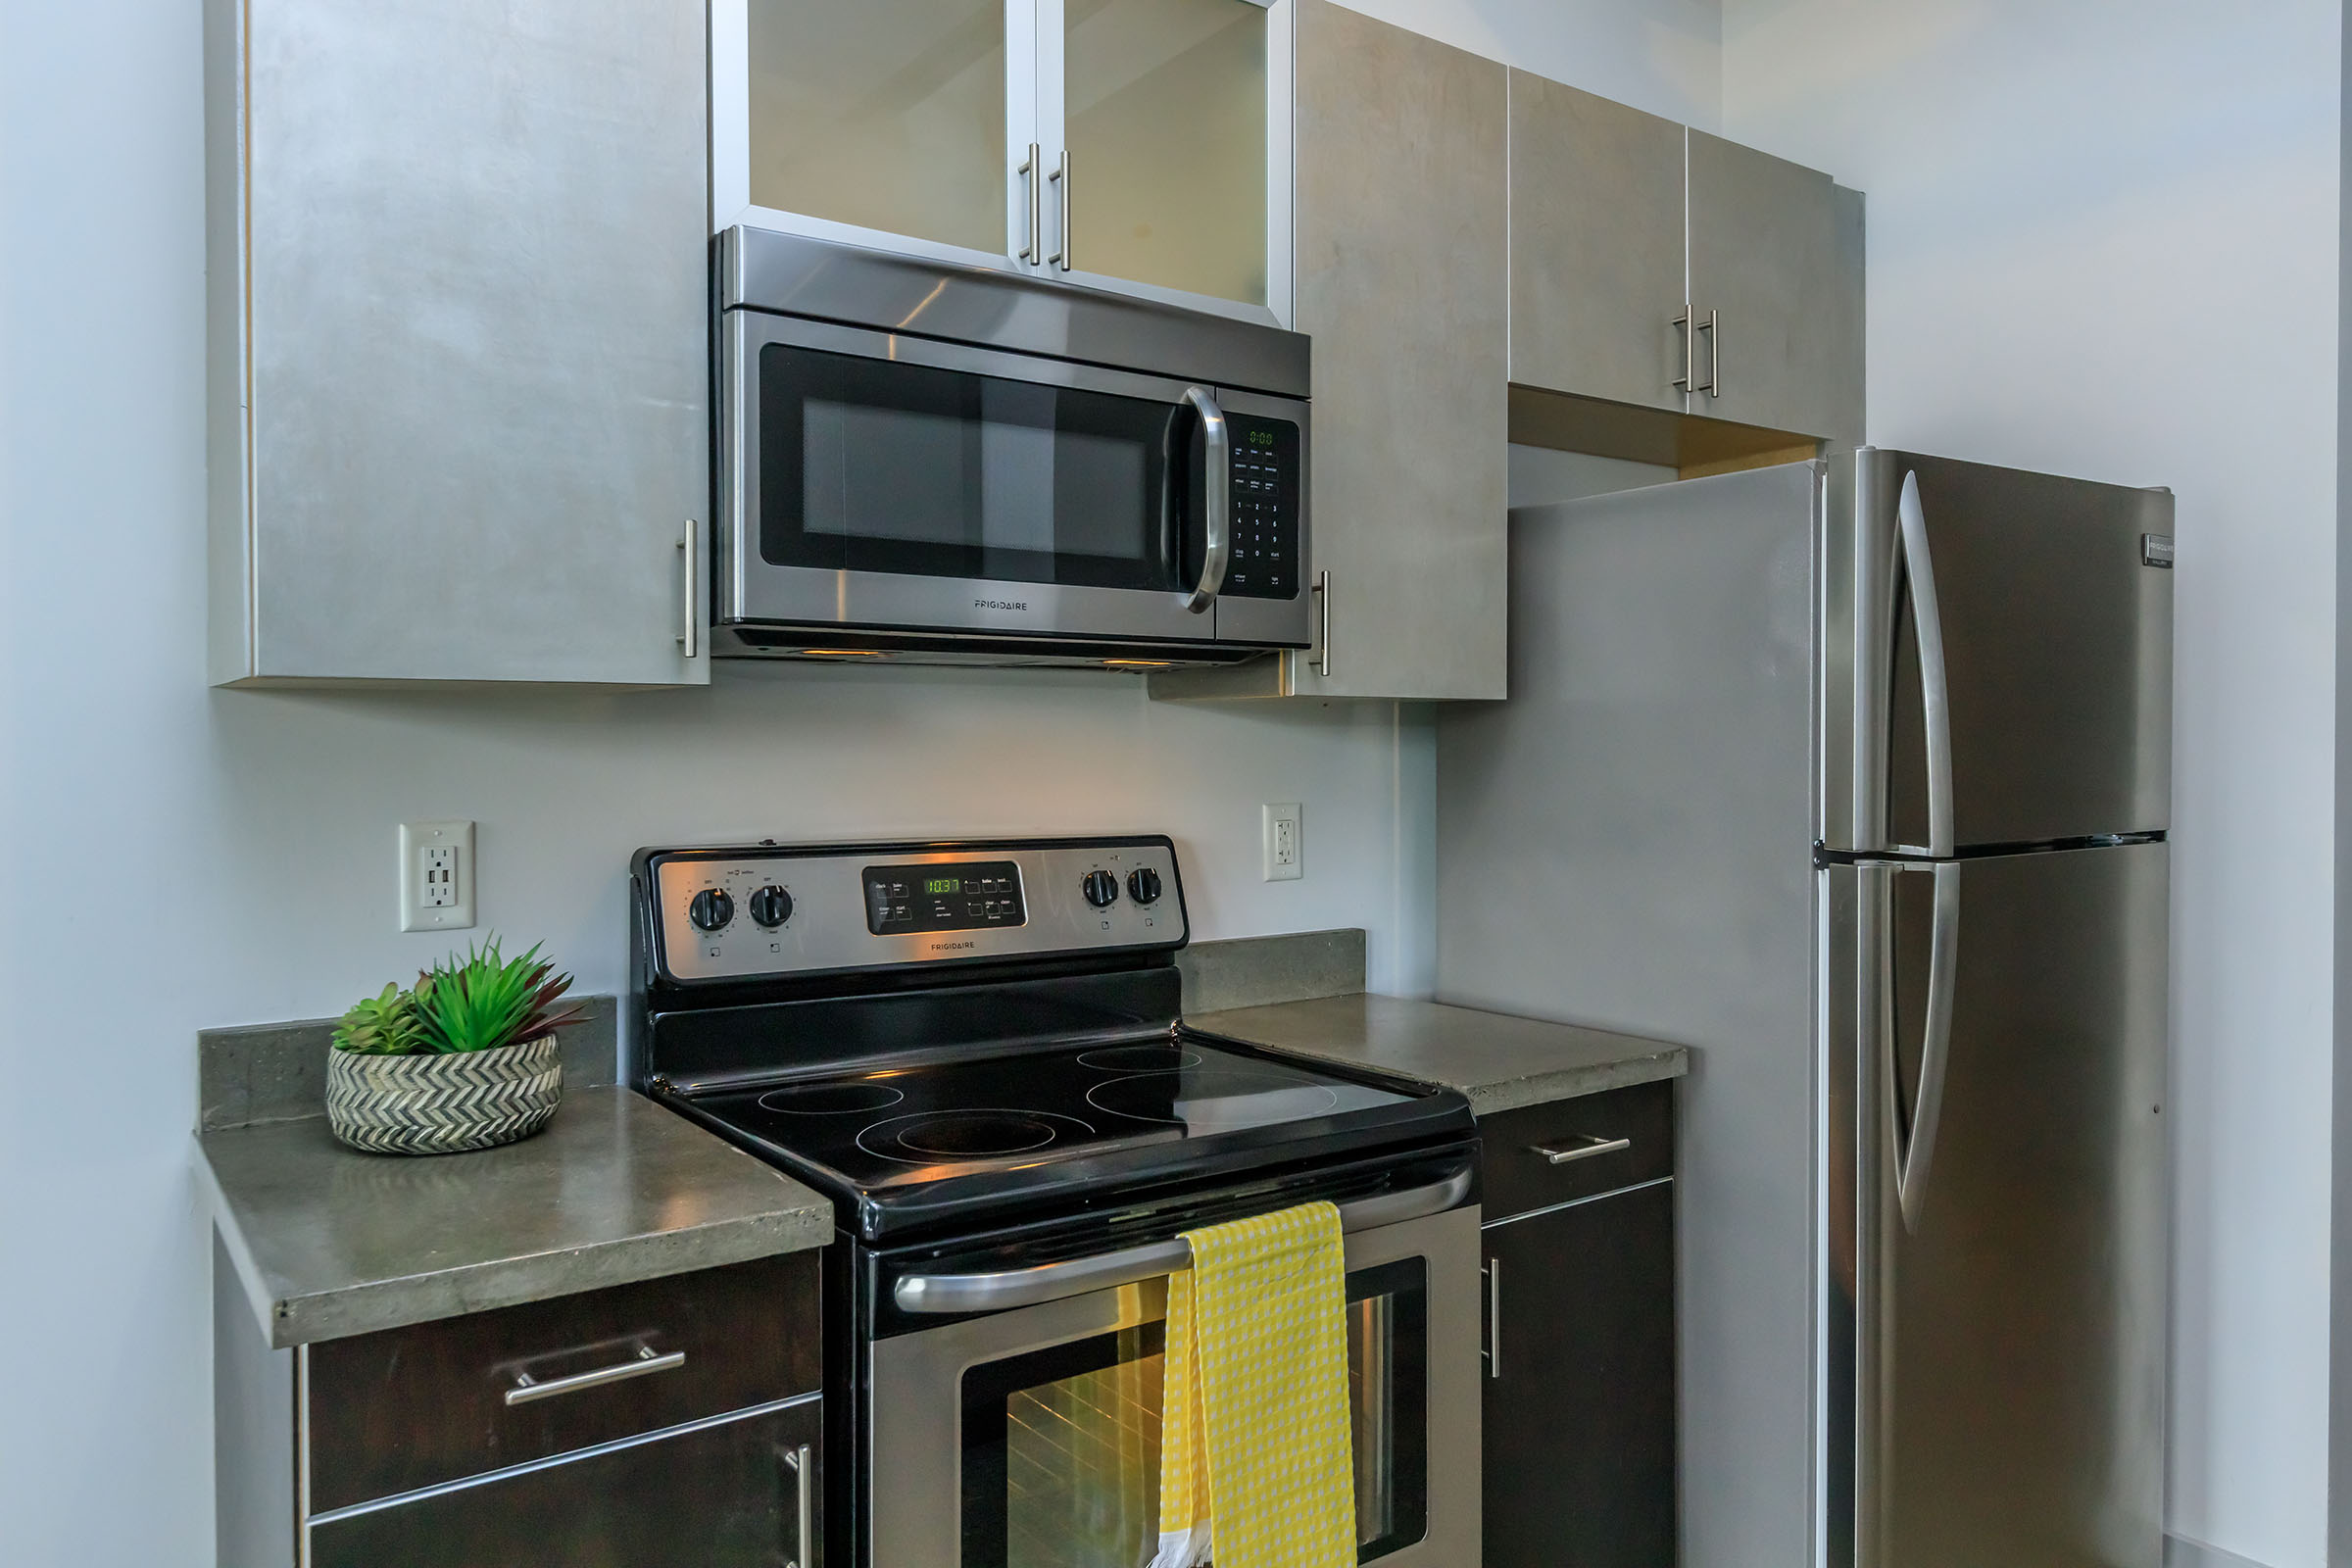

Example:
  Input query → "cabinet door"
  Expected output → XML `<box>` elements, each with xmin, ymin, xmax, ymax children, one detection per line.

<box><xmin>1045</xmin><ymin>0</ymin><xmax>1287</xmax><ymax>315</ymax></box>
<box><xmin>1483</xmin><ymin>1182</ymin><xmax>1677</xmax><ymax>1568</ymax></box>
<box><xmin>1507</xmin><ymin>73</ymin><xmax>1689</xmax><ymax>413</ymax></box>
<box><xmin>309</xmin><ymin>1398</ymin><xmax>822</xmax><ymax>1568</ymax></box>
<box><xmin>1686</xmin><ymin>129</ymin><xmax>1866</xmax><ymax>444</ymax></box>
<box><xmin>218</xmin><ymin>0</ymin><xmax>710</xmax><ymax>685</ymax></box>
<box><xmin>1291</xmin><ymin>0</ymin><xmax>1507</xmax><ymax>700</ymax></box>
<box><xmin>726</xmin><ymin>0</ymin><xmax>1015</xmax><ymax>261</ymax></box>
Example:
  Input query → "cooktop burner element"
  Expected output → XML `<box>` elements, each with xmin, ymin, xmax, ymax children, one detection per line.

<box><xmin>1076</xmin><ymin>1044</ymin><xmax>1203</xmax><ymax>1071</ymax></box>
<box><xmin>678</xmin><ymin>1036</ymin><xmax>1423</xmax><ymax>1215</ymax></box>
<box><xmin>1087</xmin><ymin>1067</ymin><xmax>1343</xmax><ymax>1129</ymax></box>
<box><xmin>758</xmin><ymin>1082</ymin><xmax>906</xmax><ymax>1115</ymax></box>
<box><xmin>858</xmin><ymin>1109</ymin><xmax>1095</xmax><ymax>1163</ymax></box>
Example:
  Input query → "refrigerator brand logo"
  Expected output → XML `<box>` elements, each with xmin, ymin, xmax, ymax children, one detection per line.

<box><xmin>931</xmin><ymin>940</ymin><xmax>977</xmax><ymax>953</ymax></box>
<box><xmin>975</xmin><ymin>598</ymin><xmax>1030</xmax><ymax>612</ymax></box>
<box><xmin>2139</xmin><ymin>533</ymin><xmax>2175</xmax><ymax>569</ymax></box>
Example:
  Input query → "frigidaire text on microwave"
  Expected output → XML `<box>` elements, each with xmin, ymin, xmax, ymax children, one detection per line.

<box><xmin>712</xmin><ymin>228</ymin><xmax>1311</xmax><ymax>667</ymax></box>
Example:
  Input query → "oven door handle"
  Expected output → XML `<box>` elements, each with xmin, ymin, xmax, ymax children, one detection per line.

<box><xmin>891</xmin><ymin>1167</ymin><xmax>1473</xmax><ymax>1315</ymax></box>
<box><xmin>1180</xmin><ymin>385</ymin><xmax>1230</xmax><ymax>614</ymax></box>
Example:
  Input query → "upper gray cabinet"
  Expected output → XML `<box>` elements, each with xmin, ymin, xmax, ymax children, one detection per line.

<box><xmin>1686</xmin><ymin>131</ymin><xmax>1865</xmax><ymax>444</ymax></box>
<box><xmin>205</xmin><ymin>0</ymin><xmax>710</xmax><ymax>686</ymax></box>
<box><xmin>714</xmin><ymin>0</ymin><xmax>1295</xmax><ymax>323</ymax></box>
<box><xmin>1508</xmin><ymin>74</ymin><xmax>1687</xmax><ymax>416</ymax></box>
<box><xmin>1291</xmin><ymin>0</ymin><xmax>1507</xmax><ymax>701</ymax></box>
<box><xmin>1507</xmin><ymin>83</ymin><xmax>1865</xmax><ymax>447</ymax></box>
<box><xmin>1155</xmin><ymin>0</ymin><xmax>1507</xmax><ymax>704</ymax></box>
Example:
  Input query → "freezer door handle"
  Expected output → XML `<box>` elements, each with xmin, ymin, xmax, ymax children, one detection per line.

<box><xmin>1895</xmin><ymin>470</ymin><xmax>1956</xmax><ymax>857</ymax></box>
<box><xmin>1886</xmin><ymin>860</ymin><xmax>1963</xmax><ymax>1233</ymax></box>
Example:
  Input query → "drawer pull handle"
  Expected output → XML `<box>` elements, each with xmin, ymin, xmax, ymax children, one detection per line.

<box><xmin>505</xmin><ymin>1346</ymin><xmax>685</xmax><ymax>1406</ymax></box>
<box><xmin>1533</xmin><ymin>1134</ymin><xmax>1632</xmax><ymax>1165</ymax></box>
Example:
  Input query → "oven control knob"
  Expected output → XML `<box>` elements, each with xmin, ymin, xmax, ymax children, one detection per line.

<box><xmin>688</xmin><ymin>888</ymin><xmax>735</xmax><ymax>932</ymax></box>
<box><xmin>1082</xmin><ymin>869</ymin><xmax>1120</xmax><ymax>908</ymax></box>
<box><xmin>748</xmin><ymin>885</ymin><xmax>794</xmax><ymax>928</ymax></box>
<box><xmin>1127</xmin><ymin>867</ymin><xmax>1163</xmax><ymax>906</ymax></box>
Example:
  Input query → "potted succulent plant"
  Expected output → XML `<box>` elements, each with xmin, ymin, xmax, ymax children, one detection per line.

<box><xmin>325</xmin><ymin>937</ymin><xmax>581</xmax><ymax>1155</ymax></box>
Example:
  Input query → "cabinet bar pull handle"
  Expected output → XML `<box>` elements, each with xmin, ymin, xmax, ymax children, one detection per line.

<box><xmin>1312</xmin><ymin>568</ymin><xmax>1332</xmax><ymax>678</ymax></box>
<box><xmin>505</xmin><ymin>1345</ymin><xmax>685</xmax><ymax>1406</ymax></box>
<box><xmin>1533</xmin><ymin>1133</ymin><xmax>1633</xmax><ymax>1164</ymax></box>
<box><xmin>677</xmin><ymin>526</ymin><xmax>698</xmax><ymax>659</ymax></box>
<box><xmin>783</xmin><ymin>1442</ymin><xmax>813</xmax><ymax>1568</ymax></box>
<box><xmin>1698</xmin><ymin>309</ymin><xmax>1720</xmax><ymax>397</ymax></box>
<box><xmin>1673</xmin><ymin>306</ymin><xmax>1694</xmax><ymax>393</ymax></box>
<box><xmin>1049</xmin><ymin>154</ymin><xmax>1072</xmax><ymax>270</ymax></box>
<box><xmin>1018</xmin><ymin>143</ymin><xmax>1041</xmax><ymax>262</ymax></box>
<box><xmin>1484</xmin><ymin>1257</ymin><xmax>1501</xmax><ymax>1379</ymax></box>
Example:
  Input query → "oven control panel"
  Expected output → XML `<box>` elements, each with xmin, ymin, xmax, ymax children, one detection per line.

<box><xmin>862</xmin><ymin>860</ymin><xmax>1025</xmax><ymax>935</ymax></box>
<box><xmin>641</xmin><ymin>837</ymin><xmax>1185</xmax><ymax>984</ymax></box>
<box><xmin>1221</xmin><ymin>415</ymin><xmax>1300</xmax><ymax>601</ymax></box>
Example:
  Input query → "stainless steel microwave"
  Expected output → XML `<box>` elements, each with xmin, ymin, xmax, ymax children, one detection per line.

<box><xmin>713</xmin><ymin>229</ymin><xmax>1311</xmax><ymax>666</ymax></box>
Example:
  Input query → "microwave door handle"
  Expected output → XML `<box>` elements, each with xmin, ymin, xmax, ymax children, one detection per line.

<box><xmin>1180</xmin><ymin>385</ymin><xmax>1229</xmax><ymax>613</ymax></box>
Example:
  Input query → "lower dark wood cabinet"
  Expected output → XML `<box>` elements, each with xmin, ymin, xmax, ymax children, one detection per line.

<box><xmin>1482</xmin><ymin>1088</ymin><xmax>1678</xmax><ymax>1568</ymax></box>
<box><xmin>311</xmin><ymin>1396</ymin><xmax>821</xmax><ymax>1568</ymax></box>
<box><xmin>215</xmin><ymin>1249</ymin><xmax>826</xmax><ymax>1568</ymax></box>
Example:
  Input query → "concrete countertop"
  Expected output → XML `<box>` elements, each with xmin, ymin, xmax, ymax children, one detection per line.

<box><xmin>199</xmin><ymin>1087</ymin><xmax>833</xmax><ymax>1349</ymax></box>
<box><xmin>1190</xmin><ymin>993</ymin><xmax>1688</xmax><ymax>1115</ymax></box>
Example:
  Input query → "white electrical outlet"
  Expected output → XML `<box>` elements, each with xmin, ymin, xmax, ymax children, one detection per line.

<box><xmin>1263</xmin><ymin>803</ymin><xmax>1302</xmax><ymax>881</ymax></box>
<box><xmin>400</xmin><ymin>820</ymin><xmax>476</xmax><ymax>932</ymax></box>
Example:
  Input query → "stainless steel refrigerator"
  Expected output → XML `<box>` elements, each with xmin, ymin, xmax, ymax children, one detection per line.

<box><xmin>1437</xmin><ymin>450</ymin><xmax>2172</xmax><ymax>1568</ymax></box>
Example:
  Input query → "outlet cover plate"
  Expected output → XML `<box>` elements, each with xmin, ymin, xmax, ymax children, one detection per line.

<box><xmin>1263</xmin><ymin>802</ymin><xmax>1302</xmax><ymax>881</ymax></box>
<box><xmin>400</xmin><ymin>819</ymin><xmax>476</xmax><ymax>932</ymax></box>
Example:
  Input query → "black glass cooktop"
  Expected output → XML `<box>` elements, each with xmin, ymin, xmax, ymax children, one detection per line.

<box><xmin>676</xmin><ymin>1034</ymin><xmax>1462</xmax><ymax>1240</ymax></box>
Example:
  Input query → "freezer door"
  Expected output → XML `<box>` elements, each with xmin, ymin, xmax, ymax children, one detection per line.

<box><xmin>1822</xmin><ymin>450</ymin><xmax>2173</xmax><ymax>853</ymax></box>
<box><xmin>1825</xmin><ymin>843</ymin><xmax>2167</xmax><ymax>1568</ymax></box>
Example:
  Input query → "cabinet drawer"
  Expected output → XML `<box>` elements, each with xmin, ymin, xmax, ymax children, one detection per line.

<box><xmin>308</xmin><ymin>1250</ymin><xmax>820</xmax><ymax>1512</ymax></box>
<box><xmin>311</xmin><ymin>1396</ymin><xmax>821</xmax><ymax>1568</ymax></box>
<box><xmin>1479</xmin><ymin>1081</ymin><xmax>1675</xmax><ymax>1222</ymax></box>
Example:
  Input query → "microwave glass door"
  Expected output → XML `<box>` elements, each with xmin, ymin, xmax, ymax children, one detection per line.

<box><xmin>760</xmin><ymin>342</ymin><xmax>1205</xmax><ymax>594</ymax></box>
<box><xmin>956</xmin><ymin>1258</ymin><xmax>1428</xmax><ymax>1567</ymax></box>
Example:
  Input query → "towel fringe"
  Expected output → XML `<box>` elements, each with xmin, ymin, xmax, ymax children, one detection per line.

<box><xmin>1147</xmin><ymin>1521</ymin><xmax>1212</xmax><ymax>1568</ymax></box>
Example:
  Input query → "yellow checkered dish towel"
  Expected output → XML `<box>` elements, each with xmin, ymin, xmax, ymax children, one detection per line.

<box><xmin>1151</xmin><ymin>1200</ymin><xmax>1356</xmax><ymax>1568</ymax></box>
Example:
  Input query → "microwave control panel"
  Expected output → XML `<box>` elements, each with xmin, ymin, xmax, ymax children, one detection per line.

<box><xmin>1223</xmin><ymin>415</ymin><xmax>1301</xmax><ymax>601</ymax></box>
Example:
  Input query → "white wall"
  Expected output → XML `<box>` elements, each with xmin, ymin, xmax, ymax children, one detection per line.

<box><xmin>1722</xmin><ymin>7</ymin><xmax>2341</xmax><ymax>1565</ymax></box>
<box><xmin>1338</xmin><ymin>0</ymin><xmax>1722</xmax><ymax>128</ymax></box>
<box><xmin>0</xmin><ymin>0</ymin><xmax>1719</xmax><ymax>1559</ymax></box>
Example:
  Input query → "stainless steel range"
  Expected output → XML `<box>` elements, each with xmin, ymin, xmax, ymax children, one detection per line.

<box><xmin>630</xmin><ymin>834</ymin><xmax>1480</xmax><ymax>1568</ymax></box>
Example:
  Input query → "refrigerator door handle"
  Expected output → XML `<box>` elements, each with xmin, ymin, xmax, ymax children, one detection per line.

<box><xmin>1891</xmin><ymin>861</ymin><xmax>1963</xmax><ymax>1232</ymax></box>
<box><xmin>1895</xmin><ymin>470</ymin><xmax>1956</xmax><ymax>857</ymax></box>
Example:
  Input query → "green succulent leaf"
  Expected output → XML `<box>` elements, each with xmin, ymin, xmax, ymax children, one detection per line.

<box><xmin>330</xmin><ymin>982</ymin><xmax>428</xmax><ymax>1055</ymax></box>
<box><xmin>413</xmin><ymin>936</ymin><xmax>583</xmax><ymax>1054</ymax></box>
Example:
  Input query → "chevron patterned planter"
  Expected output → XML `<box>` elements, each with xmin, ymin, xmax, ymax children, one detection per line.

<box><xmin>325</xmin><ymin>1035</ymin><xmax>563</xmax><ymax>1155</ymax></box>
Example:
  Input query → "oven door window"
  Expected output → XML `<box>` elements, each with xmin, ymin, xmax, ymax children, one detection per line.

<box><xmin>760</xmin><ymin>343</ymin><xmax>1199</xmax><ymax>592</ymax></box>
<box><xmin>959</xmin><ymin>1258</ymin><xmax>1428</xmax><ymax>1567</ymax></box>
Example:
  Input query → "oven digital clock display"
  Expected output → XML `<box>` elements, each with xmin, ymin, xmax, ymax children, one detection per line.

<box><xmin>864</xmin><ymin>861</ymin><xmax>1025</xmax><ymax>936</ymax></box>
